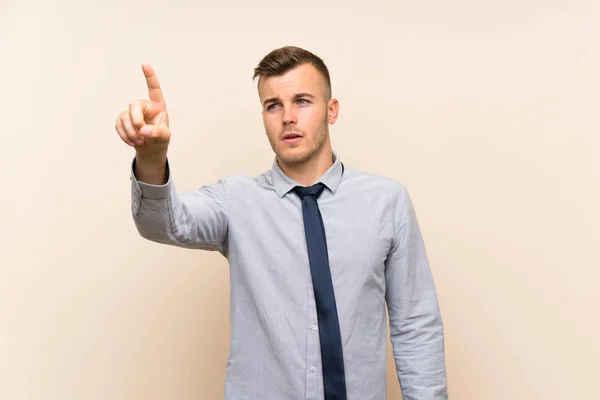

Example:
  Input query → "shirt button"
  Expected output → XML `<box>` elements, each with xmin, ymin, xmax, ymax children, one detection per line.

<box><xmin>310</xmin><ymin>324</ymin><xmax>318</xmax><ymax>331</ymax></box>
<box><xmin>309</xmin><ymin>366</ymin><xmax>316</xmax><ymax>372</ymax></box>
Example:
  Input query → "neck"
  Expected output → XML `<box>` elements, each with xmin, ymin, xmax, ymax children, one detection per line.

<box><xmin>278</xmin><ymin>147</ymin><xmax>334</xmax><ymax>187</ymax></box>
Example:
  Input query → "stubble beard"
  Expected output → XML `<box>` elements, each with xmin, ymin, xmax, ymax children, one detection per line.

<box><xmin>269</xmin><ymin>118</ymin><xmax>329</xmax><ymax>166</ymax></box>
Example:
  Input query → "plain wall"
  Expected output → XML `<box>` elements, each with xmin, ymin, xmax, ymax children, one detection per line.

<box><xmin>1</xmin><ymin>0</ymin><xmax>598</xmax><ymax>399</ymax></box>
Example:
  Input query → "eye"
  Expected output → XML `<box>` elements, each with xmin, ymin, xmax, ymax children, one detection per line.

<box><xmin>297</xmin><ymin>99</ymin><xmax>309</xmax><ymax>105</ymax></box>
<box><xmin>267</xmin><ymin>103</ymin><xmax>279</xmax><ymax>110</ymax></box>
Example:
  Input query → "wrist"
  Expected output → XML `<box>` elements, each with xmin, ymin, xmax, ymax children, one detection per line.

<box><xmin>135</xmin><ymin>149</ymin><xmax>168</xmax><ymax>164</ymax></box>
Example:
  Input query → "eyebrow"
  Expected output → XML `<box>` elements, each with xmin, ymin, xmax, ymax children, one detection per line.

<box><xmin>262</xmin><ymin>93</ymin><xmax>316</xmax><ymax>107</ymax></box>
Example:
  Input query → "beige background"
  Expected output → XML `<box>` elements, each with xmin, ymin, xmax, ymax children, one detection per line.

<box><xmin>1</xmin><ymin>0</ymin><xmax>599</xmax><ymax>399</ymax></box>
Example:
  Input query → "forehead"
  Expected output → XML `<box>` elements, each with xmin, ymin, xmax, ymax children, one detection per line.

<box><xmin>258</xmin><ymin>63</ymin><xmax>325</xmax><ymax>99</ymax></box>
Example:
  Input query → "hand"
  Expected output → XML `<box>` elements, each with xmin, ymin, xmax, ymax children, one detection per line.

<box><xmin>115</xmin><ymin>64</ymin><xmax>171</xmax><ymax>155</ymax></box>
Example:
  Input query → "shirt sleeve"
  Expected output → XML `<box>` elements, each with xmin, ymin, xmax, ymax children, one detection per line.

<box><xmin>130</xmin><ymin>157</ymin><xmax>229</xmax><ymax>255</ymax></box>
<box><xmin>384</xmin><ymin>185</ymin><xmax>448</xmax><ymax>399</ymax></box>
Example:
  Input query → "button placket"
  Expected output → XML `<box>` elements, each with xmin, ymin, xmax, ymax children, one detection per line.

<box><xmin>305</xmin><ymin>282</ymin><xmax>320</xmax><ymax>399</ymax></box>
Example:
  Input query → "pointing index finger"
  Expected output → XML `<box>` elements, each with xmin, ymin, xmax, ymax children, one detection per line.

<box><xmin>141</xmin><ymin>63</ymin><xmax>165</xmax><ymax>104</ymax></box>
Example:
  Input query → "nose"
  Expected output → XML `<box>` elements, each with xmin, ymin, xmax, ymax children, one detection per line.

<box><xmin>282</xmin><ymin>105</ymin><xmax>297</xmax><ymax>126</ymax></box>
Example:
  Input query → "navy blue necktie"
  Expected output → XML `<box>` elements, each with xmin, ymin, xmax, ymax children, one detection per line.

<box><xmin>293</xmin><ymin>183</ymin><xmax>347</xmax><ymax>400</ymax></box>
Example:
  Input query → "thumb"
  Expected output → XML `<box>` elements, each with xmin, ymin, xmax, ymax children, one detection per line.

<box><xmin>140</xmin><ymin>124</ymin><xmax>168</xmax><ymax>138</ymax></box>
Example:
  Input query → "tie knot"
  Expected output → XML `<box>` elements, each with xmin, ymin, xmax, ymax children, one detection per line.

<box><xmin>293</xmin><ymin>183</ymin><xmax>326</xmax><ymax>199</ymax></box>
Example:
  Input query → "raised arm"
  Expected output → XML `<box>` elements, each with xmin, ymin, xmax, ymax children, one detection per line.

<box><xmin>115</xmin><ymin>64</ymin><xmax>228</xmax><ymax>254</ymax></box>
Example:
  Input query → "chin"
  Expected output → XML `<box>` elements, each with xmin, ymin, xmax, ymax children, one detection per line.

<box><xmin>277</xmin><ymin>147</ymin><xmax>313</xmax><ymax>165</ymax></box>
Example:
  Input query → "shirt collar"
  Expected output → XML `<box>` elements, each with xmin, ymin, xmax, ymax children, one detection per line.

<box><xmin>271</xmin><ymin>150</ymin><xmax>344</xmax><ymax>198</ymax></box>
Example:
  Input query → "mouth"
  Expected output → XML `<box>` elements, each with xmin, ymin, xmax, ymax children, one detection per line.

<box><xmin>282</xmin><ymin>132</ymin><xmax>303</xmax><ymax>144</ymax></box>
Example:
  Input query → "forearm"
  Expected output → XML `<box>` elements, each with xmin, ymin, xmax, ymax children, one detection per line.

<box><xmin>134</xmin><ymin>150</ymin><xmax>168</xmax><ymax>185</ymax></box>
<box><xmin>388</xmin><ymin>298</ymin><xmax>448</xmax><ymax>399</ymax></box>
<box><xmin>130</xmin><ymin>157</ymin><xmax>229</xmax><ymax>253</ymax></box>
<box><xmin>131</xmin><ymin>171</ymin><xmax>186</xmax><ymax>247</ymax></box>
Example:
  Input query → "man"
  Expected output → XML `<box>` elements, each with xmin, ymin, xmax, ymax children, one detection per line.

<box><xmin>115</xmin><ymin>46</ymin><xmax>448</xmax><ymax>400</ymax></box>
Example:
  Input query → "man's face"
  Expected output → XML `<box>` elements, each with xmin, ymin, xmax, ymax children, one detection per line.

<box><xmin>258</xmin><ymin>63</ymin><xmax>338</xmax><ymax>165</ymax></box>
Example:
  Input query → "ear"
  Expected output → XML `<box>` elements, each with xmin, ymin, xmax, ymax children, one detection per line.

<box><xmin>327</xmin><ymin>98</ymin><xmax>339</xmax><ymax>124</ymax></box>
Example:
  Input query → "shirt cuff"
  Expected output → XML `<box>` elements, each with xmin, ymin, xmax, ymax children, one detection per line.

<box><xmin>130</xmin><ymin>156</ymin><xmax>173</xmax><ymax>200</ymax></box>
